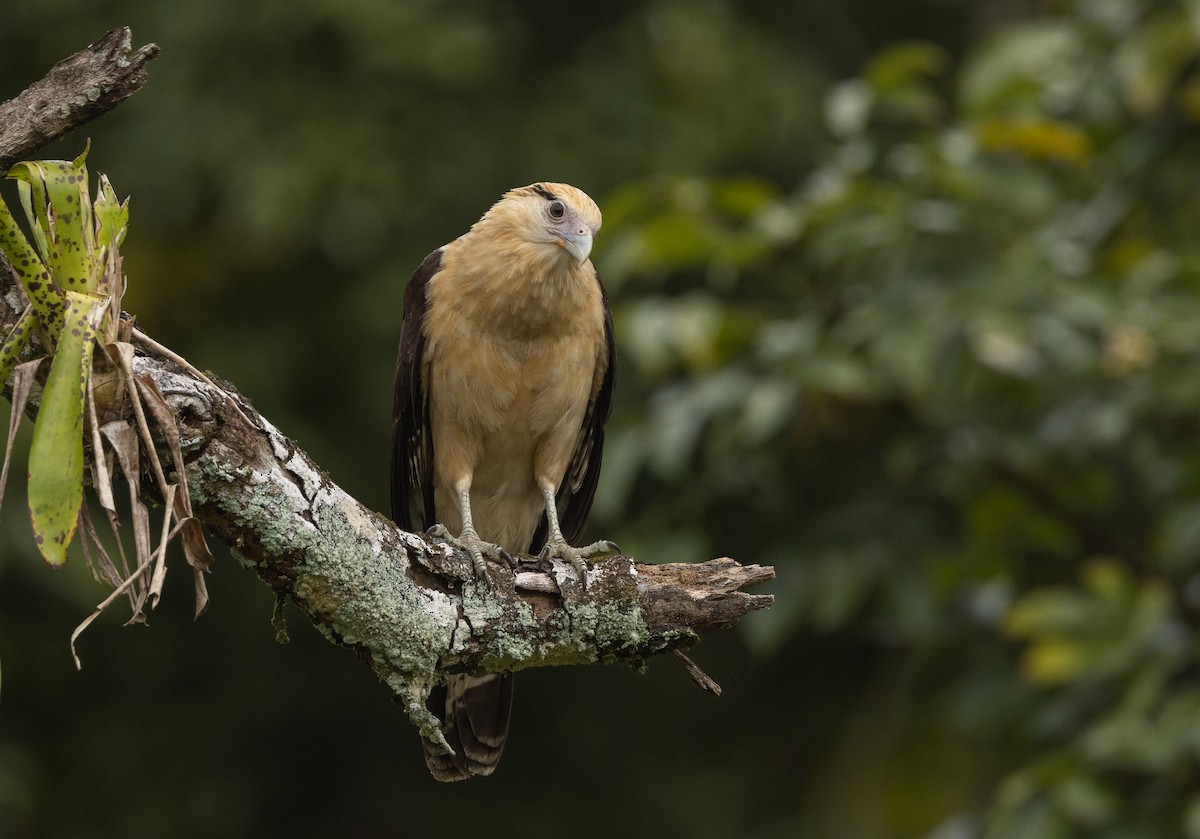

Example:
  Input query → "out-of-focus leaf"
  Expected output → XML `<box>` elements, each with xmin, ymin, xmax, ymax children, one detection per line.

<box><xmin>711</xmin><ymin>178</ymin><xmax>781</xmax><ymax>218</ymax></box>
<box><xmin>806</xmin><ymin>544</ymin><xmax>887</xmax><ymax>631</ymax></box>
<box><xmin>1003</xmin><ymin>560</ymin><xmax>1176</xmax><ymax>686</ymax></box>
<box><xmin>975</xmin><ymin>118</ymin><xmax>1092</xmax><ymax>164</ymax></box>
<box><xmin>1155</xmin><ymin>500</ymin><xmax>1200</xmax><ymax>574</ymax></box>
<box><xmin>959</xmin><ymin>21</ymin><xmax>1084</xmax><ymax>115</ymax></box>
<box><xmin>621</xmin><ymin>293</ymin><xmax>725</xmax><ymax>376</ymax></box>
<box><xmin>802</xmin><ymin>356</ymin><xmax>873</xmax><ymax>397</ymax></box>
<box><xmin>1052</xmin><ymin>774</ymin><xmax>1116</xmax><ymax>827</ymax></box>
<box><xmin>858</xmin><ymin>41</ymin><xmax>951</xmax><ymax>126</ymax></box>
<box><xmin>1184</xmin><ymin>794</ymin><xmax>1200</xmax><ymax>839</ymax></box>
<box><xmin>825</xmin><ymin>79</ymin><xmax>874</xmax><ymax>138</ymax></box>
<box><xmin>638</xmin><ymin>211</ymin><xmax>717</xmax><ymax>268</ymax></box>
<box><xmin>1115</xmin><ymin>8</ymin><xmax>1199</xmax><ymax>116</ymax></box>
<box><xmin>646</xmin><ymin>369</ymin><xmax>752</xmax><ymax>478</ymax></box>
<box><xmin>864</xmin><ymin>41</ymin><xmax>950</xmax><ymax>91</ymax></box>
<box><xmin>735</xmin><ymin>378</ymin><xmax>797</xmax><ymax>445</ymax></box>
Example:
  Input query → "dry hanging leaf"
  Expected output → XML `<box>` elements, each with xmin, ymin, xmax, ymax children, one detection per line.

<box><xmin>146</xmin><ymin>483</ymin><xmax>176</xmax><ymax>611</ymax></box>
<box><xmin>132</xmin><ymin>326</ymin><xmax>253</xmax><ymax>427</ymax></box>
<box><xmin>86</xmin><ymin>360</ymin><xmax>116</xmax><ymax>514</ymax></box>
<box><xmin>101</xmin><ymin>420</ymin><xmax>151</xmax><ymax>610</ymax></box>
<box><xmin>136</xmin><ymin>368</ymin><xmax>214</xmax><ymax>614</ymax></box>
<box><xmin>78</xmin><ymin>504</ymin><xmax>123</xmax><ymax>589</ymax></box>
<box><xmin>135</xmin><ymin>375</ymin><xmax>192</xmax><ymax>511</ymax></box>
<box><xmin>105</xmin><ymin>343</ymin><xmax>170</xmax><ymax>501</ymax></box>
<box><xmin>71</xmin><ymin>546</ymin><xmax>157</xmax><ymax>670</ymax></box>
<box><xmin>0</xmin><ymin>358</ymin><xmax>43</xmax><ymax>515</ymax></box>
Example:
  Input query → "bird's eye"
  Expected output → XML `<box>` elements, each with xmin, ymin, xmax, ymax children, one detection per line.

<box><xmin>548</xmin><ymin>201</ymin><xmax>565</xmax><ymax>220</ymax></box>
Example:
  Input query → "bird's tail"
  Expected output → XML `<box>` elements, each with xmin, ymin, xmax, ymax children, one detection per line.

<box><xmin>421</xmin><ymin>672</ymin><xmax>514</xmax><ymax>781</ymax></box>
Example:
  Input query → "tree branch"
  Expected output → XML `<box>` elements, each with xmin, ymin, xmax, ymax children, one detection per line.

<box><xmin>0</xmin><ymin>28</ymin><xmax>159</xmax><ymax>173</ymax></box>
<box><xmin>0</xmin><ymin>30</ymin><xmax>775</xmax><ymax>744</ymax></box>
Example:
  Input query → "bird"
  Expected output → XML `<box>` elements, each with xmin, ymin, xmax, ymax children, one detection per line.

<box><xmin>390</xmin><ymin>182</ymin><xmax>617</xmax><ymax>781</ymax></box>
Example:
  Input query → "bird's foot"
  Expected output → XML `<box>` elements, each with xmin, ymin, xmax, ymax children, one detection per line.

<box><xmin>426</xmin><ymin>524</ymin><xmax>514</xmax><ymax>582</ymax></box>
<box><xmin>538</xmin><ymin>538</ymin><xmax>620</xmax><ymax>588</ymax></box>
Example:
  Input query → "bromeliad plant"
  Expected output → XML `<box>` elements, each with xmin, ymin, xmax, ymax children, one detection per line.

<box><xmin>0</xmin><ymin>142</ymin><xmax>127</xmax><ymax>566</ymax></box>
<box><xmin>0</xmin><ymin>144</ymin><xmax>211</xmax><ymax>662</ymax></box>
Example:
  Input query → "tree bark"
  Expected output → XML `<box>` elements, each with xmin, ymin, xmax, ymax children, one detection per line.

<box><xmin>0</xmin><ymin>28</ymin><xmax>159</xmax><ymax>172</ymax></box>
<box><xmin>0</xmin><ymin>29</ymin><xmax>775</xmax><ymax>745</ymax></box>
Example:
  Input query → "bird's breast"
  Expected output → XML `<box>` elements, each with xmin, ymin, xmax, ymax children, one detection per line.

<box><xmin>426</xmin><ymin>330</ymin><xmax>598</xmax><ymax>550</ymax></box>
<box><xmin>428</xmin><ymin>329</ymin><xmax>595</xmax><ymax>437</ymax></box>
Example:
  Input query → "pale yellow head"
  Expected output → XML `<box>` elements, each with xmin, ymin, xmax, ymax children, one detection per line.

<box><xmin>474</xmin><ymin>182</ymin><xmax>602</xmax><ymax>266</ymax></box>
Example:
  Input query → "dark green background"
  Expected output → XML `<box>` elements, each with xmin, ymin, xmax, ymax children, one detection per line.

<box><xmin>5</xmin><ymin>1</ymin><xmax>1200</xmax><ymax>837</ymax></box>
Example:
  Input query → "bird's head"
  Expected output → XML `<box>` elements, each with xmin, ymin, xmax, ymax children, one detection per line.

<box><xmin>480</xmin><ymin>182</ymin><xmax>602</xmax><ymax>267</ymax></box>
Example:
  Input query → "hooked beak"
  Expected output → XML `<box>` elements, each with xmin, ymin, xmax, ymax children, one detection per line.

<box><xmin>560</xmin><ymin>229</ymin><xmax>593</xmax><ymax>265</ymax></box>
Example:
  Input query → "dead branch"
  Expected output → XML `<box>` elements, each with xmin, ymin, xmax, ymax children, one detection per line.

<box><xmin>0</xmin><ymin>28</ymin><xmax>159</xmax><ymax>173</ymax></box>
<box><xmin>0</xmin><ymin>29</ymin><xmax>775</xmax><ymax>743</ymax></box>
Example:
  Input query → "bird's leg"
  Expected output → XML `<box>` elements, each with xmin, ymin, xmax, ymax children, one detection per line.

<box><xmin>536</xmin><ymin>483</ymin><xmax>619</xmax><ymax>586</ymax></box>
<box><xmin>427</xmin><ymin>485</ymin><xmax>513</xmax><ymax>581</ymax></box>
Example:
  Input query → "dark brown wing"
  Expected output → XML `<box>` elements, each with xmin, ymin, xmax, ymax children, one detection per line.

<box><xmin>531</xmin><ymin>266</ymin><xmax>616</xmax><ymax>552</ymax></box>
<box><xmin>392</xmin><ymin>247</ymin><xmax>514</xmax><ymax>782</ymax></box>
<box><xmin>391</xmin><ymin>248</ymin><xmax>440</xmax><ymax>532</ymax></box>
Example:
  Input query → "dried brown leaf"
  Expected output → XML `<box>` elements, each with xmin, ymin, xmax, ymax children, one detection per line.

<box><xmin>79</xmin><ymin>503</ymin><xmax>122</xmax><ymax>588</ymax></box>
<box><xmin>71</xmin><ymin>547</ymin><xmax>157</xmax><ymax>670</ymax></box>
<box><xmin>673</xmin><ymin>649</ymin><xmax>723</xmax><ymax>696</ymax></box>
<box><xmin>146</xmin><ymin>483</ymin><xmax>175</xmax><ymax>610</ymax></box>
<box><xmin>126</xmin><ymin>499</ymin><xmax>151</xmax><ymax>617</ymax></box>
<box><xmin>86</xmin><ymin>360</ymin><xmax>116</xmax><ymax>513</ymax></box>
<box><xmin>100</xmin><ymin>356</ymin><xmax>213</xmax><ymax>619</ymax></box>
<box><xmin>175</xmin><ymin>505</ymin><xmax>212</xmax><ymax>569</ymax></box>
<box><xmin>101</xmin><ymin>420</ymin><xmax>151</xmax><ymax>608</ymax></box>
<box><xmin>136</xmin><ymin>374</ymin><xmax>189</xmax><ymax>513</ymax></box>
<box><xmin>97</xmin><ymin>342</ymin><xmax>129</xmax><ymax>414</ymax></box>
<box><xmin>99</xmin><ymin>420</ymin><xmax>140</xmax><ymax>498</ymax></box>
<box><xmin>192</xmin><ymin>566</ymin><xmax>210</xmax><ymax>619</ymax></box>
<box><xmin>0</xmin><ymin>358</ymin><xmax>43</xmax><ymax>515</ymax></box>
<box><xmin>106</xmin><ymin>343</ymin><xmax>170</xmax><ymax>501</ymax></box>
<box><xmin>136</xmin><ymin>370</ymin><xmax>214</xmax><ymax>613</ymax></box>
<box><xmin>131</xmin><ymin>326</ymin><xmax>253</xmax><ymax>428</ymax></box>
<box><xmin>99</xmin><ymin>486</ymin><xmax>132</xmax><ymax>582</ymax></box>
<box><xmin>78</xmin><ymin>511</ymin><xmax>96</xmax><ymax>578</ymax></box>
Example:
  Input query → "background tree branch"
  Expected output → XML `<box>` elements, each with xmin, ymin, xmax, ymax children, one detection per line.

<box><xmin>0</xmin><ymin>28</ymin><xmax>158</xmax><ymax>172</ymax></box>
<box><xmin>0</xmin><ymin>29</ymin><xmax>774</xmax><ymax>744</ymax></box>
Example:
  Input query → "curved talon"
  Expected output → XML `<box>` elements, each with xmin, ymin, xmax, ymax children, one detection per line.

<box><xmin>538</xmin><ymin>537</ymin><xmax>619</xmax><ymax>589</ymax></box>
<box><xmin>583</xmin><ymin>539</ymin><xmax>620</xmax><ymax>556</ymax></box>
<box><xmin>425</xmin><ymin>523</ymin><xmax>510</xmax><ymax>583</ymax></box>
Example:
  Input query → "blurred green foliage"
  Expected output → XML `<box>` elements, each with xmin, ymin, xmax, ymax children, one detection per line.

<box><xmin>5</xmin><ymin>1</ymin><xmax>1200</xmax><ymax>837</ymax></box>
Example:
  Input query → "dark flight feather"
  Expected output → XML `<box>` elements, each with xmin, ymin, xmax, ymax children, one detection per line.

<box><xmin>530</xmin><ymin>267</ymin><xmax>616</xmax><ymax>552</ymax></box>
<box><xmin>391</xmin><ymin>248</ymin><xmax>439</xmax><ymax>531</ymax></box>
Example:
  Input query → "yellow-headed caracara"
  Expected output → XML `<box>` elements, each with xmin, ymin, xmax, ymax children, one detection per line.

<box><xmin>391</xmin><ymin>183</ymin><xmax>616</xmax><ymax>781</ymax></box>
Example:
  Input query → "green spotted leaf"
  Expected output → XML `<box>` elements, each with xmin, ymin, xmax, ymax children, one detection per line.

<box><xmin>28</xmin><ymin>290</ymin><xmax>103</xmax><ymax>566</ymax></box>
<box><xmin>8</xmin><ymin>148</ymin><xmax>96</xmax><ymax>298</ymax></box>
<box><xmin>93</xmin><ymin>173</ymin><xmax>129</xmax><ymax>253</ymax></box>
<box><xmin>0</xmin><ymin>306</ymin><xmax>37</xmax><ymax>390</ymax></box>
<box><xmin>0</xmin><ymin>195</ymin><xmax>61</xmax><ymax>350</ymax></box>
